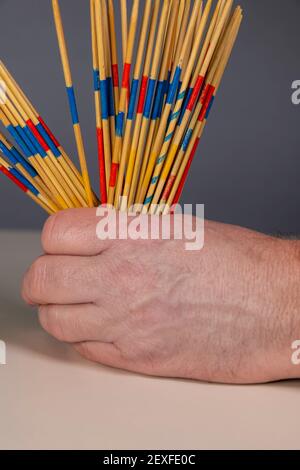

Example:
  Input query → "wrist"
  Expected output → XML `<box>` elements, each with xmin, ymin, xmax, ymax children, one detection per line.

<box><xmin>267</xmin><ymin>239</ymin><xmax>300</xmax><ymax>380</ymax></box>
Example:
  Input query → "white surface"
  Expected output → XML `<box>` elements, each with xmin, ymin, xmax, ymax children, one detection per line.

<box><xmin>0</xmin><ymin>230</ymin><xmax>299</xmax><ymax>450</ymax></box>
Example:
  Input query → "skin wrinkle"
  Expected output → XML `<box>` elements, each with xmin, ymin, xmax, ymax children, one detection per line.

<box><xmin>22</xmin><ymin>209</ymin><xmax>300</xmax><ymax>384</ymax></box>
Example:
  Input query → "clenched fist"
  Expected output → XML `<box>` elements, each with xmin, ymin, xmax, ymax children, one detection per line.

<box><xmin>22</xmin><ymin>209</ymin><xmax>300</xmax><ymax>384</ymax></box>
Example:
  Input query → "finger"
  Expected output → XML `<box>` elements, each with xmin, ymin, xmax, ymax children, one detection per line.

<box><xmin>22</xmin><ymin>255</ymin><xmax>103</xmax><ymax>305</ymax></box>
<box><xmin>42</xmin><ymin>208</ymin><xmax>116</xmax><ymax>256</ymax></box>
<box><xmin>38</xmin><ymin>304</ymin><xmax>122</xmax><ymax>343</ymax></box>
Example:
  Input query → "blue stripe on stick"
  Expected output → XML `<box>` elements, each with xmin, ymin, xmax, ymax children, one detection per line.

<box><xmin>116</xmin><ymin>112</ymin><xmax>125</xmax><ymax>137</ymax></box>
<box><xmin>169</xmin><ymin>110</ymin><xmax>180</xmax><ymax>121</ymax></box>
<box><xmin>17</xmin><ymin>126</ymin><xmax>39</xmax><ymax>156</ymax></box>
<box><xmin>1</xmin><ymin>142</ymin><xmax>36</xmax><ymax>177</ymax></box>
<box><xmin>178</xmin><ymin>88</ymin><xmax>193</xmax><ymax>125</ymax></box>
<box><xmin>151</xmin><ymin>176</ymin><xmax>159</xmax><ymax>184</ymax></box>
<box><xmin>36</xmin><ymin>123</ymin><xmax>61</xmax><ymax>157</ymax></box>
<box><xmin>100</xmin><ymin>80</ymin><xmax>109</xmax><ymax>119</ymax></box>
<box><xmin>144</xmin><ymin>196</ymin><xmax>153</xmax><ymax>205</ymax></box>
<box><xmin>107</xmin><ymin>77</ymin><xmax>115</xmax><ymax>117</ymax></box>
<box><xmin>128</xmin><ymin>79</ymin><xmax>139</xmax><ymax>120</ymax></box>
<box><xmin>93</xmin><ymin>69</ymin><xmax>100</xmax><ymax>91</ymax></box>
<box><xmin>66</xmin><ymin>86</ymin><xmax>79</xmax><ymax>125</ymax></box>
<box><xmin>10</xmin><ymin>168</ymin><xmax>39</xmax><ymax>196</ymax></box>
<box><xmin>12</xmin><ymin>148</ymin><xmax>37</xmax><ymax>177</ymax></box>
<box><xmin>157</xmin><ymin>155</ymin><xmax>166</xmax><ymax>165</ymax></box>
<box><xmin>144</xmin><ymin>79</ymin><xmax>156</xmax><ymax>119</ymax></box>
<box><xmin>205</xmin><ymin>95</ymin><xmax>215</xmax><ymax>119</ymax></box>
<box><xmin>167</xmin><ymin>66</ymin><xmax>181</xmax><ymax>105</ymax></box>
<box><xmin>152</xmin><ymin>81</ymin><xmax>164</xmax><ymax>120</ymax></box>
<box><xmin>164</xmin><ymin>132</ymin><xmax>173</xmax><ymax>143</ymax></box>
<box><xmin>24</xmin><ymin>126</ymin><xmax>47</xmax><ymax>158</ymax></box>
<box><xmin>7</xmin><ymin>125</ymin><xmax>31</xmax><ymax>158</ymax></box>
<box><xmin>0</xmin><ymin>142</ymin><xmax>17</xmax><ymax>164</ymax></box>
<box><xmin>182</xmin><ymin>128</ymin><xmax>193</xmax><ymax>151</ymax></box>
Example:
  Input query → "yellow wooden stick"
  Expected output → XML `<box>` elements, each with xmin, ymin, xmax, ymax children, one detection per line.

<box><xmin>107</xmin><ymin>0</ymin><xmax>140</xmax><ymax>205</ymax></box>
<box><xmin>0</xmin><ymin>154</ymin><xmax>56</xmax><ymax>214</ymax></box>
<box><xmin>137</xmin><ymin>0</ymin><xmax>179</xmax><ymax>194</ymax></box>
<box><xmin>52</xmin><ymin>0</ymin><xmax>94</xmax><ymax>207</ymax></box>
<box><xmin>102</xmin><ymin>0</ymin><xmax>116</xmax><ymax>145</ymax></box>
<box><xmin>113</xmin><ymin>0</ymin><xmax>153</xmax><ymax>208</ymax></box>
<box><xmin>126</xmin><ymin>0</ymin><xmax>172</xmax><ymax>209</ymax></box>
<box><xmin>0</xmin><ymin>106</ymin><xmax>68</xmax><ymax>209</ymax></box>
<box><xmin>119</xmin><ymin>0</ymin><xmax>161</xmax><ymax>211</ymax></box>
<box><xmin>2</xmin><ymin>94</ymin><xmax>81</xmax><ymax>208</ymax></box>
<box><xmin>158</xmin><ymin>10</ymin><xmax>240</xmax><ymax>214</ymax></box>
<box><xmin>145</xmin><ymin>0</ymin><xmax>233</xmax><ymax>213</ymax></box>
<box><xmin>120</xmin><ymin>0</ymin><xmax>128</xmax><ymax>66</ymax></box>
<box><xmin>108</xmin><ymin>0</ymin><xmax>120</xmax><ymax>115</ymax></box>
<box><xmin>0</xmin><ymin>131</ymin><xmax>58</xmax><ymax>210</ymax></box>
<box><xmin>0</xmin><ymin>60</ymin><xmax>94</xmax><ymax>205</ymax></box>
<box><xmin>95</xmin><ymin>0</ymin><xmax>112</xmax><ymax>189</ymax></box>
<box><xmin>163</xmin><ymin>9</ymin><xmax>243</xmax><ymax>213</ymax></box>
<box><xmin>137</xmin><ymin>0</ymin><xmax>206</xmax><ymax>208</ymax></box>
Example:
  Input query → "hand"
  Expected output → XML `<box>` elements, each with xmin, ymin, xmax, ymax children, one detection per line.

<box><xmin>22</xmin><ymin>209</ymin><xmax>300</xmax><ymax>384</ymax></box>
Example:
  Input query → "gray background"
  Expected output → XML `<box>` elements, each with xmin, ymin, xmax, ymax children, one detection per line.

<box><xmin>0</xmin><ymin>0</ymin><xmax>299</xmax><ymax>234</ymax></box>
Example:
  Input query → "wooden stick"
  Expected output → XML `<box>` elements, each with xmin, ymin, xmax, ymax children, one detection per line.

<box><xmin>90</xmin><ymin>0</ymin><xmax>106</xmax><ymax>203</ymax></box>
<box><xmin>0</xmin><ymin>106</ymin><xmax>68</xmax><ymax>209</ymax></box>
<box><xmin>95</xmin><ymin>0</ymin><xmax>112</xmax><ymax>190</ymax></box>
<box><xmin>126</xmin><ymin>0</ymin><xmax>172</xmax><ymax>209</ymax></box>
<box><xmin>137</xmin><ymin>0</ymin><xmax>206</xmax><ymax>209</ymax></box>
<box><xmin>0</xmin><ymin>130</ymin><xmax>56</xmax><ymax>206</ymax></box>
<box><xmin>0</xmin><ymin>61</ymin><xmax>95</xmax><ymax>205</ymax></box>
<box><xmin>145</xmin><ymin>0</ymin><xmax>232</xmax><ymax>213</ymax></box>
<box><xmin>52</xmin><ymin>0</ymin><xmax>94</xmax><ymax>207</ymax></box>
<box><xmin>2</xmin><ymin>91</ymin><xmax>82</xmax><ymax>208</ymax></box>
<box><xmin>113</xmin><ymin>0</ymin><xmax>153</xmax><ymax>208</ymax></box>
<box><xmin>137</xmin><ymin>0</ymin><xmax>178</xmax><ymax>194</ymax></box>
<box><xmin>171</xmin><ymin>0</ymin><xmax>192</xmax><ymax>78</ymax></box>
<box><xmin>108</xmin><ymin>0</ymin><xmax>120</xmax><ymax>116</ymax></box>
<box><xmin>107</xmin><ymin>0</ymin><xmax>140</xmax><ymax>205</ymax></box>
<box><xmin>0</xmin><ymin>155</ymin><xmax>55</xmax><ymax>214</ymax></box>
<box><xmin>119</xmin><ymin>0</ymin><xmax>161</xmax><ymax>211</ymax></box>
<box><xmin>102</xmin><ymin>0</ymin><xmax>116</xmax><ymax>145</ymax></box>
<box><xmin>163</xmin><ymin>8</ymin><xmax>243</xmax><ymax>212</ymax></box>
<box><xmin>157</xmin><ymin>11</ymin><xmax>238</xmax><ymax>212</ymax></box>
<box><xmin>120</xmin><ymin>0</ymin><xmax>128</xmax><ymax>66</ymax></box>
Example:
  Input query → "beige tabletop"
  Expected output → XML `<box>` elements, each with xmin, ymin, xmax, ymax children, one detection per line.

<box><xmin>0</xmin><ymin>230</ymin><xmax>299</xmax><ymax>450</ymax></box>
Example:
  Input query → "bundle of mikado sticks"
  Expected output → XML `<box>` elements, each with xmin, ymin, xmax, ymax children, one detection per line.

<box><xmin>0</xmin><ymin>0</ymin><xmax>242</xmax><ymax>216</ymax></box>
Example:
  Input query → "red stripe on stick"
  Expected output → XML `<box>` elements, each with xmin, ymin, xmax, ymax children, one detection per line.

<box><xmin>0</xmin><ymin>165</ymin><xmax>27</xmax><ymax>192</ymax></box>
<box><xmin>161</xmin><ymin>175</ymin><xmax>176</xmax><ymax>201</ymax></box>
<box><xmin>96</xmin><ymin>127</ymin><xmax>107</xmax><ymax>204</ymax></box>
<box><xmin>198</xmin><ymin>85</ymin><xmax>215</xmax><ymax>122</ymax></box>
<box><xmin>172</xmin><ymin>137</ymin><xmax>200</xmax><ymax>206</ymax></box>
<box><xmin>187</xmin><ymin>76</ymin><xmax>205</xmax><ymax>111</ymax></box>
<box><xmin>27</xmin><ymin>119</ymin><xmax>50</xmax><ymax>152</ymax></box>
<box><xmin>137</xmin><ymin>76</ymin><xmax>148</xmax><ymax>114</ymax></box>
<box><xmin>122</xmin><ymin>63</ymin><xmax>131</xmax><ymax>89</ymax></box>
<box><xmin>112</xmin><ymin>64</ymin><xmax>119</xmax><ymax>88</ymax></box>
<box><xmin>109</xmin><ymin>162</ymin><xmax>119</xmax><ymax>188</ymax></box>
<box><xmin>38</xmin><ymin>117</ymin><xmax>61</xmax><ymax>148</ymax></box>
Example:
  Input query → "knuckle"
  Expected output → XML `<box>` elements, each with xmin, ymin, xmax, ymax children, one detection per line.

<box><xmin>38</xmin><ymin>305</ymin><xmax>65</xmax><ymax>341</ymax></box>
<box><xmin>23</xmin><ymin>256</ymin><xmax>49</xmax><ymax>303</ymax></box>
<box><xmin>41</xmin><ymin>213</ymin><xmax>58</xmax><ymax>252</ymax></box>
<box><xmin>41</xmin><ymin>210</ymin><xmax>69</xmax><ymax>252</ymax></box>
